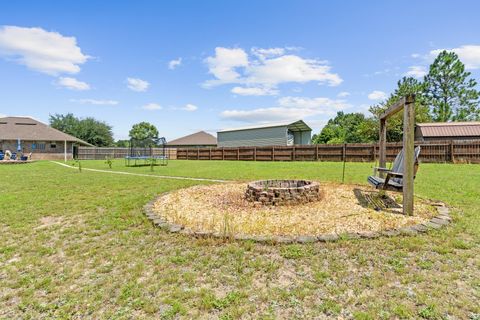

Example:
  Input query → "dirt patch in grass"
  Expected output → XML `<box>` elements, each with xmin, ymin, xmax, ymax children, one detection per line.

<box><xmin>153</xmin><ymin>182</ymin><xmax>437</xmax><ymax>237</ymax></box>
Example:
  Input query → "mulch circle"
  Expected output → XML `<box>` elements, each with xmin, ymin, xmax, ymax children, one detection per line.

<box><xmin>143</xmin><ymin>183</ymin><xmax>451</xmax><ymax>243</ymax></box>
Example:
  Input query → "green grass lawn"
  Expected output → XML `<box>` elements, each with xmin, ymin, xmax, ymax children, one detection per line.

<box><xmin>1</xmin><ymin>160</ymin><xmax>479</xmax><ymax>319</ymax></box>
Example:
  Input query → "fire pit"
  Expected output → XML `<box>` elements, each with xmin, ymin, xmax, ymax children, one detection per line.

<box><xmin>245</xmin><ymin>179</ymin><xmax>321</xmax><ymax>206</ymax></box>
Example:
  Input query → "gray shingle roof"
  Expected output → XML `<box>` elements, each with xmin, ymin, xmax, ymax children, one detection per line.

<box><xmin>0</xmin><ymin>116</ymin><xmax>93</xmax><ymax>146</ymax></box>
<box><xmin>168</xmin><ymin>131</ymin><xmax>217</xmax><ymax>146</ymax></box>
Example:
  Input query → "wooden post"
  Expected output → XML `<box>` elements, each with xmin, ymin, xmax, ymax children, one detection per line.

<box><xmin>342</xmin><ymin>144</ymin><xmax>346</xmax><ymax>162</ymax></box>
<box><xmin>292</xmin><ymin>146</ymin><xmax>296</xmax><ymax>161</ymax></box>
<box><xmin>237</xmin><ymin>148</ymin><xmax>240</xmax><ymax>160</ymax></box>
<box><xmin>372</xmin><ymin>144</ymin><xmax>376</xmax><ymax>162</ymax></box>
<box><xmin>197</xmin><ymin>148</ymin><xmax>200</xmax><ymax>160</ymax></box>
<box><xmin>222</xmin><ymin>148</ymin><xmax>224</xmax><ymax>160</ymax></box>
<box><xmin>379</xmin><ymin>119</ymin><xmax>387</xmax><ymax>172</ymax></box>
<box><xmin>209</xmin><ymin>148</ymin><xmax>212</xmax><ymax>160</ymax></box>
<box><xmin>272</xmin><ymin>147</ymin><xmax>275</xmax><ymax>161</ymax></box>
<box><xmin>315</xmin><ymin>144</ymin><xmax>319</xmax><ymax>161</ymax></box>
<box><xmin>403</xmin><ymin>95</ymin><xmax>415</xmax><ymax>216</ymax></box>
<box><xmin>253</xmin><ymin>147</ymin><xmax>257</xmax><ymax>161</ymax></box>
<box><xmin>64</xmin><ymin>140</ymin><xmax>67</xmax><ymax>162</ymax></box>
<box><xmin>186</xmin><ymin>148</ymin><xmax>189</xmax><ymax>160</ymax></box>
<box><xmin>450</xmin><ymin>140</ymin><xmax>454</xmax><ymax>163</ymax></box>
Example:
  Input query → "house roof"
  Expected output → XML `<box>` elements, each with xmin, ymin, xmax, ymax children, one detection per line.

<box><xmin>416</xmin><ymin>122</ymin><xmax>480</xmax><ymax>137</ymax></box>
<box><xmin>168</xmin><ymin>131</ymin><xmax>217</xmax><ymax>146</ymax></box>
<box><xmin>0</xmin><ymin>116</ymin><xmax>93</xmax><ymax>146</ymax></box>
<box><xmin>218</xmin><ymin>120</ymin><xmax>312</xmax><ymax>133</ymax></box>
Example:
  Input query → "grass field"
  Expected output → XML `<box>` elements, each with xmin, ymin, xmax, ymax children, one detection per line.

<box><xmin>0</xmin><ymin>160</ymin><xmax>479</xmax><ymax>319</ymax></box>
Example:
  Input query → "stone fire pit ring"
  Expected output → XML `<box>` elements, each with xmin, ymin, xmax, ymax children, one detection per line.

<box><xmin>245</xmin><ymin>179</ymin><xmax>321</xmax><ymax>206</ymax></box>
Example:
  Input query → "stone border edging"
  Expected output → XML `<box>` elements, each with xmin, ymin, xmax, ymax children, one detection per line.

<box><xmin>144</xmin><ymin>196</ymin><xmax>451</xmax><ymax>243</ymax></box>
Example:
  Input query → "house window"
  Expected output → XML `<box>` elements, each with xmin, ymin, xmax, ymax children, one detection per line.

<box><xmin>50</xmin><ymin>142</ymin><xmax>57</xmax><ymax>149</ymax></box>
<box><xmin>36</xmin><ymin>142</ymin><xmax>46</xmax><ymax>150</ymax></box>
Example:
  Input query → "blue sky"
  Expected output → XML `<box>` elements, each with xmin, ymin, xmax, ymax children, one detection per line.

<box><xmin>1</xmin><ymin>0</ymin><xmax>479</xmax><ymax>140</ymax></box>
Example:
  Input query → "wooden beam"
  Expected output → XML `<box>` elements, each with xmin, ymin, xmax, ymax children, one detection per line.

<box><xmin>379</xmin><ymin>118</ymin><xmax>387</xmax><ymax>173</ymax></box>
<box><xmin>380</xmin><ymin>96</ymin><xmax>409</xmax><ymax>120</ymax></box>
<box><xmin>402</xmin><ymin>95</ymin><xmax>415</xmax><ymax>216</ymax></box>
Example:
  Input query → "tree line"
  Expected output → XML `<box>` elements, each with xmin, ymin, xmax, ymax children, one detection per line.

<box><xmin>313</xmin><ymin>50</ymin><xmax>480</xmax><ymax>144</ymax></box>
<box><xmin>49</xmin><ymin>114</ymin><xmax>161</xmax><ymax>147</ymax></box>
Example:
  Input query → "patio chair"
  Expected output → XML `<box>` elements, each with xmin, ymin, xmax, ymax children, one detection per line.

<box><xmin>10</xmin><ymin>152</ymin><xmax>17</xmax><ymax>160</ymax></box>
<box><xmin>367</xmin><ymin>146</ymin><xmax>421</xmax><ymax>192</ymax></box>
<box><xmin>20</xmin><ymin>152</ymin><xmax>31</xmax><ymax>161</ymax></box>
<box><xmin>0</xmin><ymin>152</ymin><xmax>4</xmax><ymax>161</ymax></box>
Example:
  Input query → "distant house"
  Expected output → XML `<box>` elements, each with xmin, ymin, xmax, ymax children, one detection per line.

<box><xmin>217</xmin><ymin>120</ymin><xmax>312</xmax><ymax>147</ymax></box>
<box><xmin>415</xmin><ymin>122</ymin><xmax>480</xmax><ymax>141</ymax></box>
<box><xmin>167</xmin><ymin>131</ymin><xmax>217</xmax><ymax>148</ymax></box>
<box><xmin>0</xmin><ymin>116</ymin><xmax>92</xmax><ymax>160</ymax></box>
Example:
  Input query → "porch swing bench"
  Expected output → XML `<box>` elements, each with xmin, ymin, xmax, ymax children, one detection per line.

<box><xmin>368</xmin><ymin>146</ymin><xmax>421</xmax><ymax>192</ymax></box>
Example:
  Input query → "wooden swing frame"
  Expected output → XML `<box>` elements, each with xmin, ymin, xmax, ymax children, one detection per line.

<box><xmin>378</xmin><ymin>94</ymin><xmax>416</xmax><ymax>215</ymax></box>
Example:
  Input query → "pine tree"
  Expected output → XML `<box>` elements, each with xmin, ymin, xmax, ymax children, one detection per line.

<box><xmin>424</xmin><ymin>50</ymin><xmax>480</xmax><ymax>121</ymax></box>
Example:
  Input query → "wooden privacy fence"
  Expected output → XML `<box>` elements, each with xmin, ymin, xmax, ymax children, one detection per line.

<box><xmin>77</xmin><ymin>147</ymin><xmax>177</xmax><ymax>160</ymax></box>
<box><xmin>176</xmin><ymin>140</ymin><xmax>480</xmax><ymax>163</ymax></box>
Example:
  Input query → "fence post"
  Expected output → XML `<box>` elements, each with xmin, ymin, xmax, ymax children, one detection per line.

<box><xmin>197</xmin><ymin>148</ymin><xmax>200</xmax><ymax>160</ymax></box>
<box><xmin>222</xmin><ymin>148</ymin><xmax>225</xmax><ymax>160</ymax></box>
<box><xmin>186</xmin><ymin>149</ymin><xmax>189</xmax><ymax>160</ymax></box>
<box><xmin>342</xmin><ymin>144</ymin><xmax>346</xmax><ymax>162</ymax></box>
<box><xmin>272</xmin><ymin>147</ymin><xmax>275</xmax><ymax>161</ymax></box>
<box><xmin>372</xmin><ymin>144</ymin><xmax>376</xmax><ymax>162</ymax></box>
<box><xmin>315</xmin><ymin>144</ymin><xmax>319</xmax><ymax>161</ymax></box>
<box><xmin>209</xmin><ymin>148</ymin><xmax>212</xmax><ymax>160</ymax></box>
<box><xmin>450</xmin><ymin>140</ymin><xmax>454</xmax><ymax>163</ymax></box>
<box><xmin>237</xmin><ymin>148</ymin><xmax>240</xmax><ymax>160</ymax></box>
<box><xmin>292</xmin><ymin>146</ymin><xmax>296</xmax><ymax>161</ymax></box>
<box><xmin>254</xmin><ymin>147</ymin><xmax>257</xmax><ymax>161</ymax></box>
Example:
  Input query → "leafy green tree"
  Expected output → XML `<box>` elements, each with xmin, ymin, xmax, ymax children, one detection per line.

<box><xmin>313</xmin><ymin>112</ymin><xmax>374</xmax><ymax>144</ymax></box>
<box><xmin>49</xmin><ymin>113</ymin><xmax>114</xmax><ymax>147</ymax></box>
<box><xmin>128</xmin><ymin>122</ymin><xmax>159</xmax><ymax>147</ymax></box>
<box><xmin>49</xmin><ymin>113</ymin><xmax>78</xmax><ymax>135</ymax></box>
<box><xmin>368</xmin><ymin>77</ymin><xmax>432</xmax><ymax>142</ymax></box>
<box><xmin>424</xmin><ymin>50</ymin><xmax>480</xmax><ymax>121</ymax></box>
<box><xmin>115</xmin><ymin>140</ymin><xmax>130</xmax><ymax>147</ymax></box>
<box><xmin>76</xmin><ymin>117</ymin><xmax>114</xmax><ymax>147</ymax></box>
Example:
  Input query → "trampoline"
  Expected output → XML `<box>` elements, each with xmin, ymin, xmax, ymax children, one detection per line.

<box><xmin>125</xmin><ymin>137</ymin><xmax>168</xmax><ymax>167</ymax></box>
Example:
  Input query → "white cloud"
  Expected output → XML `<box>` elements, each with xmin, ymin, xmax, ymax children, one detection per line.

<box><xmin>203</xmin><ymin>47</ymin><xmax>342</xmax><ymax>93</ymax></box>
<box><xmin>0</xmin><ymin>25</ymin><xmax>89</xmax><ymax>75</ymax></box>
<box><xmin>278</xmin><ymin>96</ymin><xmax>347</xmax><ymax>110</ymax></box>
<box><xmin>411</xmin><ymin>53</ymin><xmax>421</xmax><ymax>58</ymax></box>
<box><xmin>430</xmin><ymin>45</ymin><xmax>480</xmax><ymax>70</ymax></box>
<box><xmin>405</xmin><ymin>65</ymin><xmax>427</xmax><ymax>78</ymax></box>
<box><xmin>182</xmin><ymin>103</ymin><xmax>198</xmax><ymax>111</ymax></box>
<box><xmin>367</xmin><ymin>90</ymin><xmax>387</xmax><ymax>101</ymax></box>
<box><xmin>57</xmin><ymin>77</ymin><xmax>90</xmax><ymax>90</ymax></box>
<box><xmin>127</xmin><ymin>77</ymin><xmax>150</xmax><ymax>92</ymax></box>
<box><xmin>168</xmin><ymin>57</ymin><xmax>182</xmax><ymax>70</ymax></box>
<box><xmin>204</xmin><ymin>47</ymin><xmax>249</xmax><ymax>86</ymax></box>
<box><xmin>231</xmin><ymin>86</ymin><xmax>278</xmax><ymax>96</ymax></box>
<box><xmin>221</xmin><ymin>96</ymin><xmax>349</xmax><ymax>123</ymax></box>
<box><xmin>142</xmin><ymin>103</ymin><xmax>162</xmax><ymax>110</ymax></box>
<box><xmin>251</xmin><ymin>47</ymin><xmax>285</xmax><ymax>59</ymax></box>
<box><xmin>246</xmin><ymin>54</ymin><xmax>342</xmax><ymax>86</ymax></box>
<box><xmin>337</xmin><ymin>91</ymin><xmax>350</xmax><ymax>97</ymax></box>
<box><xmin>70</xmin><ymin>98</ymin><xmax>118</xmax><ymax>105</ymax></box>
